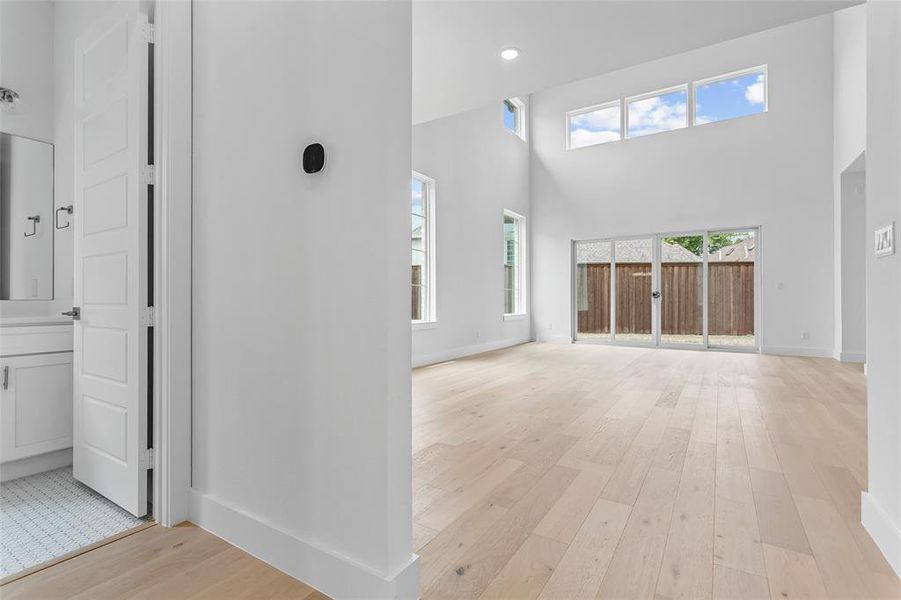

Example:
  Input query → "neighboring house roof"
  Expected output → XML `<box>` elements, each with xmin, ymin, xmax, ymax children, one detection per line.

<box><xmin>577</xmin><ymin>240</ymin><xmax>701</xmax><ymax>264</ymax></box>
<box><xmin>707</xmin><ymin>239</ymin><xmax>756</xmax><ymax>262</ymax></box>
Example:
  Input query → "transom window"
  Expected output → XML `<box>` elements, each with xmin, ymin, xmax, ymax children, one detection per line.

<box><xmin>694</xmin><ymin>66</ymin><xmax>767</xmax><ymax>125</ymax></box>
<box><xmin>565</xmin><ymin>66</ymin><xmax>768</xmax><ymax>149</ymax></box>
<box><xmin>567</xmin><ymin>101</ymin><xmax>621</xmax><ymax>149</ymax></box>
<box><xmin>626</xmin><ymin>85</ymin><xmax>688</xmax><ymax>138</ymax></box>
<box><xmin>503</xmin><ymin>97</ymin><xmax>526</xmax><ymax>140</ymax></box>
<box><xmin>503</xmin><ymin>210</ymin><xmax>526</xmax><ymax>316</ymax></box>
<box><xmin>412</xmin><ymin>172</ymin><xmax>436</xmax><ymax>324</ymax></box>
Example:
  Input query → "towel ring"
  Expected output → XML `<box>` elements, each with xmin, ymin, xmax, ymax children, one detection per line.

<box><xmin>56</xmin><ymin>205</ymin><xmax>73</xmax><ymax>229</ymax></box>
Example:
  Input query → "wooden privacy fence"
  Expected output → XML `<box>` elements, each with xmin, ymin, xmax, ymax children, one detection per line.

<box><xmin>576</xmin><ymin>262</ymin><xmax>754</xmax><ymax>336</ymax></box>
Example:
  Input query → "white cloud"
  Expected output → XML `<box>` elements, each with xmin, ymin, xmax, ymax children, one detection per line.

<box><xmin>571</xmin><ymin>106</ymin><xmax>620</xmax><ymax>131</ymax></box>
<box><xmin>745</xmin><ymin>74</ymin><xmax>765</xmax><ymax>105</ymax></box>
<box><xmin>628</xmin><ymin>95</ymin><xmax>687</xmax><ymax>136</ymax></box>
<box><xmin>570</xmin><ymin>128</ymin><xmax>620</xmax><ymax>148</ymax></box>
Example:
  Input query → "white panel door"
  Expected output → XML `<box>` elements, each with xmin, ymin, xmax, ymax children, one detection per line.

<box><xmin>72</xmin><ymin>3</ymin><xmax>150</xmax><ymax>517</ymax></box>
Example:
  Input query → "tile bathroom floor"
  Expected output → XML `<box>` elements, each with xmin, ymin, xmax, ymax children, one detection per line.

<box><xmin>1</xmin><ymin>467</ymin><xmax>146</xmax><ymax>579</ymax></box>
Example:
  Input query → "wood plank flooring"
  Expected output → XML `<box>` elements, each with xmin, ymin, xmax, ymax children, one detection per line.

<box><xmin>413</xmin><ymin>342</ymin><xmax>900</xmax><ymax>600</ymax></box>
<box><xmin>4</xmin><ymin>342</ymin><xmax>896</xmax><ymax>599</ymax></box>
<box><xmin>0</xmin><ymin>523</ymin><xmax>329</xmax><ymax>600</ymax></box>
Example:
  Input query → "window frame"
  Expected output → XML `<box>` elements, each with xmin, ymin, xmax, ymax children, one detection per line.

<box><xmin>691</xmin><ymin>65</ymin><xmax>768</xmax><ymax>126</ymax></box>
<box><xmin>503</xmin><ymin>97</ymin><xmax>527</xmax><ymax>141</ymax></box>
<box><xmin>565</xmin><ymin>99</ymin><xmax>623</xmax><ymax>150</ymax></box>
<box><xmin>624</xmin><ymin>83</ymin><xmax>690</xmax><ymax>140</ymax></box>
<box><xmin>503</xmin><ymin>209</ymin><xmax>528</xmax><ymax>318</ymax></box>
<box><xmin>412</xmin><ymin>170</ymin><xmax>437</xmax><ymax>328</ymax></box>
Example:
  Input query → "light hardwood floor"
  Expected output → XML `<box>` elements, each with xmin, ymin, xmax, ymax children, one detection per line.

<box><xmin>0</xmin><ymin>523</ymin><xmax>330</xmax><ymax>599</ymax></box>
<box><xmin>413</xmin><ymin>342</ymin><xmax>901</xmax><ymax>600</ymax></box>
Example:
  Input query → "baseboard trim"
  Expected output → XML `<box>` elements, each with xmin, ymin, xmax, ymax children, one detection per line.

<box><xmin>0</xmin><ymin>448</ymin><xmax>72</xmax><ymax>482</ymax></box>
<box><xmin>412</xmin><ymin>336</ymin><xmax>532</xmax><ymax>368</ymax></box>
<box><xmin>861</xmin><ymin>491</ymin><xmax>901</xmax><ymax>577</ymax></box>
<box><xmin>536</xmin><ymin>334</ymin><xmax>573</xmax><ymax>344</ymax></box>
<box><xmin>760</xmin><ymin>345</ymin><xmax>834</xmax><ymax>358</ymax></box>
<box><xmin>189</xmin><ymin>490</ymin><xmax>419</xmax><ymax>599</ymax></box>
<box><xmin>839</xmin><ymin>351</ymin><xmax>866</xmax><ymax>363</ymax></box>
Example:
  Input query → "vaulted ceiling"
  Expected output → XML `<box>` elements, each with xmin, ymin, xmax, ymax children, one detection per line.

<box><xmin>413</xmin><ymin>0</ymin><xmax>859</xmax><ymax>124</ymax></box>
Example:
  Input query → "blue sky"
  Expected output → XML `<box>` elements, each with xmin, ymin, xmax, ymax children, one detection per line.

<box><xmin>696</xmin><ymin>72</ymin><xmax>766</xmax><ymax>125</ymax></box>
<box><xmin>627</xmin><ymin>89</ymin><xmax>687</xmax><ymax>138</ymax></box>
<box><xmin>503</xmin><ymin>101</ymin><xmax>517</xmax><ymax>132</ymax></box>
<box><xmin>568</xmin><ymin>70</ymin><xmax>766</xmax><ymax>147</ymax></box>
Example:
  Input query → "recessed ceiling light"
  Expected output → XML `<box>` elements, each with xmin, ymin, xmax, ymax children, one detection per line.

<box><xmin>500</xmin><ymin>47</ymin><xmax>520</xmax><ymax>61</ymax></box>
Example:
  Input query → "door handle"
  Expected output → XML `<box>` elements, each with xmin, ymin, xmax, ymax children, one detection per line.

<box><xmin>2</xmin><ymin>366</ymin><xmax>8</xmax><ymax>390</ymax></box>
<box><xmin>62</xmin><ymin>307</ymin><xmax>81</xmax><ymax>320</ymax></box>
<box><xmin>651</xmin><ymin>291</ymin><xmax>661</xmax><ymax>299</ymax></box>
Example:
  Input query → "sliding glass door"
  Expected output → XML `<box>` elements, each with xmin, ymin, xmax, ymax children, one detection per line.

<box><xmin>574</xmin><ymin>240</ymin><xmax>612</xmax><ymax>341</ymax></box>
<box><xmin>613</xmin><ymin>237</ymin><xmax>655</xmax><ymax>344</ymax></box>
<box><xmin>707</xmin><ymin>229</ymin><xmax>757</xmax><ymax>348</ymax></box>
<box><xmin>659</xmin><ymin>234</ymin><xmax>705</xmax><ymax>346</ymax></box>
<box><xmin>573</xmin><ymin>228</ymin><xmax>758</xmax><ymax>351</ymax></box>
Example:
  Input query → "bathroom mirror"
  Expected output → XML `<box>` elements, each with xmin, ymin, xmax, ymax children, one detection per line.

<box><xmin>0</xmin><ymin>132</ymin><xmax>55</xmax><ymax>300</ymax></box>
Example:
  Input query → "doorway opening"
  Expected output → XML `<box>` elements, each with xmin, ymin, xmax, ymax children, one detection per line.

<box><xmin>0</xmin><ymin>1</ymin><xmax>158</xmax><ymax>582</ymax></box>
<box><xmin>573</xmin><ymin>228</ymin><xmax>759</xmax><ymax>350</ymax></box>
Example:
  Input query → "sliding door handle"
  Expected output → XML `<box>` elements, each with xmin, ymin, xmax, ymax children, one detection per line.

<box><xmin>2</xmin><ymin>366</ymin><xmax>8</xmax><ymax>390</ymax></box>
<box><xmin>61</xmin><ymin>307</ymin><xmax>81</xmax><ymax>320</ymax></box>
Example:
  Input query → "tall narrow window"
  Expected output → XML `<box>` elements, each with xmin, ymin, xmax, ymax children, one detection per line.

<box><xmin>412</xmin><ymin>172</ymin><xmax>436</xmax><ymax>323</ymax></box>
<box><xmin>694</xmin><ymin>67</ymin><xmax>767</xmax><ymax>125</ymax></box>
<box><xmin>503</xmin><ymin>210</ymin><xmax>526</xmax><ymax>316</ymax></box>
<box><xmin>503</xmin><ymin>97</ymin><xmax>526</xmax><ymax>140</ymax></box>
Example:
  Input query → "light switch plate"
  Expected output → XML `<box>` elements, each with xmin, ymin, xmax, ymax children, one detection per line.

<box><xmin>875</xmin><ymin>222</ymin><xmax>895</xmax><ymax>258</ymax></box>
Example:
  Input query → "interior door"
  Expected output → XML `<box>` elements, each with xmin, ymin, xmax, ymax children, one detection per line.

<box><xmin>72</xmin><ymin>4</ymin><xmax>150</xmax><ymax>517</ymax></box>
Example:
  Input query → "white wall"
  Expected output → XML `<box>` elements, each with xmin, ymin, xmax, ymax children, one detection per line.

<box><xmin>0</xmin><ymin>0</ymin><xmax>53</xmax><ymax>142</ymax></box>
<box><xmin>833</xmin><ymin>4</ymin><xmax>868</xmax><ymax>362</ymax></box>
<box><xmin>529</xmin><ymin>15</ymin><xmax>835</xmax><ymax>355</ymax></box>
<box><xmin>0</xmin><ymin>0</ymin><xmax>65</xmax><ymax>317</ymax></box>
<box><xmin>412</xmin><ymin>102</ymin><xmax>531</xmax><ymax>366</ymax></box>
<box><xmin>191</xmin><ymin>2</ymin><xmax>417</xmax><ymax>598</ymax></box>
<box><xmin>0</xmin><ymin>1</ymin><xmax>119</xmax><ymax>320</ymax></box>
<box><xmin>862</xmin><ymin>0</ymin><xmax>901</xmax><ymax>578</ymax></box>
<box><xmin>839</xmin><ymin>168</ymin><xmax>866</xmax><ymax>361</ymax></box>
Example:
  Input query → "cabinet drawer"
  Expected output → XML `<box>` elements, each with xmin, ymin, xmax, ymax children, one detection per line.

<box><xmin>1</xmin><ymin>352</ymin><xmax>73</xmax><ymax>463</ymax></box>
<box><xmin>0</xmin><ymin>325</ymin><xmax>73</xmax><ymax>356</ymax></box>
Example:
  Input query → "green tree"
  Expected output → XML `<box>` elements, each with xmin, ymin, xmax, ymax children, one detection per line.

<box><xmin>662</xmin><ymin>233</ymin><xmax>747</xmax><ymax>256</ymax></box>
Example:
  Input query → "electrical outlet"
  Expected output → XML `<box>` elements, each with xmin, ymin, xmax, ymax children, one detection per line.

<box><xmin>802</xmin><ymin>331</ymin><xmax>810</xmax><ymax>340</ymax></box>
<box><xmin>476</xmin><ymin>330</ymin><xmax>481</xmax><ymax>339</ymax></box>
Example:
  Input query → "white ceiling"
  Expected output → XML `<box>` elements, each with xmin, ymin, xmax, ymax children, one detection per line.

<box><xmin>413</xmin><ymin>0</ymin><xmax>859</xmax><ymax>124</ymax></box>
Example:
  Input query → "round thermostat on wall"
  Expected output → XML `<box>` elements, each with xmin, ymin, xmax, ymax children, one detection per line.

<box><xmin>303</xmin><ymin>143</ymin><xmax>325</xmax><ymax>174</ymax></box>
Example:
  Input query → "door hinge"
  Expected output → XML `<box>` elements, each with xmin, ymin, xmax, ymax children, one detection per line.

<box><xmin>142</xmin><ymin>306</ymin><xmax>155</xmax><ymax>327</ymax></box>
<box><xmin>142</xmin><ymin>164</ymin><xmax>155</xmax><ymax>186</ymax></box>
<box><xmin>140</xmin><ymin>448</ymin><xmax>155</xmax><ymax>470</ymax></box>
<box><xmin>142</xmin><ymin>22</ymin><xmax>155</xmax><ymax>44</ymax></box>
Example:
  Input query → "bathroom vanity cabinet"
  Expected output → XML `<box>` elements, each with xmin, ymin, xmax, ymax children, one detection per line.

<box><xmin>0</xmin><ymin>319</ymin><xmax>74</xmax><ymax>480</ymax></box>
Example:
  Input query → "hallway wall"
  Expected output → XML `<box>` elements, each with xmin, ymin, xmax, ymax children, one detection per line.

<box><xmin>191</xmin><ymin>2</ymin><xmax>417</xmax><ymax>597</ymax></box>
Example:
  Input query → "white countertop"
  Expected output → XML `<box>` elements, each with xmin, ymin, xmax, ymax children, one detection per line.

<box><xmin>0</xmin><ymin>315</ymin><xmax>74</xmax><ymax>327</ymax></box>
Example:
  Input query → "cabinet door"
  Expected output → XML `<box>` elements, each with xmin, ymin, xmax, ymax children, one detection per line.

<box><xmin>1</xmin><ymin>353</ymin><xmax>74</xmax><ymax>463</ymax></box>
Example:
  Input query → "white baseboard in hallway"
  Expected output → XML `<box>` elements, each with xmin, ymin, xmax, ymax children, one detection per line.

<box><xmin>862</xmin><ymin>492</ymin><xmax>901</xmax><ymax>578</ymax></box>
<box><xmin>189</xmin><ymin>490</ymin><xmax>419</xmax><ymax>599</ymax></box>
